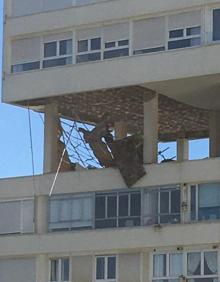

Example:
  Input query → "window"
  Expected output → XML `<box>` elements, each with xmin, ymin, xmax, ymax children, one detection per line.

<box><xmin>50</xmin><ymin>258</ymin><xmax>69</xmax><ymax>282</ymax></box>
<box><xmin>11</xmin><ymin>61</ymin><xmax>40</xmax><ymax>73</ymax></box>
<box><xmin>0</xmin><ymin>199</ymin><xmax>34</xmax><ymax>234</ymax></box>
<box><xmin>168</xmin><ymin>26</ymin><xmax>201</xmax><ymax>50</ymax></box>
<box><xmin>95</xmin><ymin>191</ymin><xmax>141</xmax><ymax>229</ymax></box>
<box><xmin>49</xmin><ymin>193</ymin><xmax>93</xmax><ymax>231</ymax></box>
<box><xmin>153</xmin><ymin>253</ymin><xmax>183</xmax><ymax>281</ymax></box>
<box><xmin>191</xmin><ymin>183</ymin><xmax>220</xmax><ymax>221</ymax></box>
<box><xmin>152</xmin><ymin>251</ymin><xmax>218</xmax><ymax>282</ymax></box>
<box><xmin>187</xmin><ymin>251</ymin><xmax>218</xmax><ymax>281</ymax></box>
<box><xmin>76</xmin><ymin>37</ymin><xmax>101</xmax><ymax>63</ymax></box>
<box><xmin>143</xmin><ymin>186</ymin><xmax>181</xmax><ymax>226</ymax></box>
<box><xmin>96</xmin><ymin>256</ymin><xmax>117</xmax><ymax>282</ymax></box>
<box><xmin>213</xmin><ymin>9</ymin><xmax>220</xmax><ymax>41</ymax></box>
<box><xmin>43</xmin><ymin>39</ymin><xmax>72</xmax><ymax>68</ymax></box>
<box><xmin>103</xmin><ymin>39</ymin><xmax>129</xmax><ymax>59</ymax></box>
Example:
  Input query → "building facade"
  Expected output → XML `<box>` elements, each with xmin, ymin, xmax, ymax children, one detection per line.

<box><xmin>2</xmin><ymin>0</ymin><xmax>220</xmax><ymax>281</ymax></box>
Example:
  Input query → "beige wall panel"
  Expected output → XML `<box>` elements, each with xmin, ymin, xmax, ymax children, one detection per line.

<box><xmin>11</xmin><ymin>0</ymin><xmax>43</xmax><ymax>17</ymax></box>
<box><xmin>133</xmin><ymin>17</ymin><xmax>165</xmax><ymax>50</ymax></box>
<box><xmin>168</xmin><ymin>10</ymin><xmax>201</xmax><ymax>29</ymax></box>
<box><xmin>43</xmin><ymin>0</ymin><xmax>72</xmax><ymax>11</ymax></box>
<box><xmin>72</xmin><ymin>255</ymin><xmax>93</xmax><ymax>282</ymax></box>
<box><xmin>118</xmin><ymin>253</ymin><xmax>140</xmax><ymax>282</ymax></box>
<box><xmin>76</xmin><ymin>27</ymin><xmax>102</xmax><ymax>40</ymax></box>
<box><xmin>103</xmin><ymin>22</ymin><xmax>129</xmax><ymax>42</ymax></box>
<box><xmin>142</xmin><ymin>252</ymin><xmax>150</xmax><ymax>282</ymax></box>
<box><xmin>11</xmin><ymin>37</ymin><xmax>41</xmax><ymax>64</ymax></box>
<box><xmin>43</xmin><ymin>32</ymin><xmax>73</xmax><ymax>42</ymax></box>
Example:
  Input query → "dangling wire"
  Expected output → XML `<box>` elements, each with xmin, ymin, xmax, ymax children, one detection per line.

<box><xmin>28</xmin><ymin>106</ymin><xmax>37</xmax><ymax>195</ymax></box>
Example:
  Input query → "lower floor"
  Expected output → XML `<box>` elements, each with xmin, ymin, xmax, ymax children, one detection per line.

<box><xmin>1</xmin><ymin>244</ymin><xmax>220</xmax><ymax>282</ymax></box>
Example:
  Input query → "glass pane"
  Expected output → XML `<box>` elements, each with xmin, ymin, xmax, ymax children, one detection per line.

<box><xmin>104</xmin><ymin>48</ymin><xmax>129</xmax><ymax>59</ymax></box>
<box><xmin>12</xmin><ymin>61</ymin><xmax>40</xmax><ymax>73</ymax></box>
<box><xmin>187</xmin><ymin>252</ymin><xmax>201</xmax><ymax>276</ymax></box>
<box><xmin>107</xmin><ymin>196</ymin><xmax>117</xmax><ymax>218</ymax></box>
<box><xmin>191</xmin><ymin>186</ymin><xmax>196</xmax><ymax>221</ymax></box>
<box><xmin>60</xmin><ymin>199</ymin><xmax>72</xmax><ymax>221</ymax></box>
<box><xmin>96</xmin><ymin>257</ymin><xmax>105</xmax><ymax>279</ymax></box>
<box><xmin>118</xmin><ymin>217</ymin><xmax>140</xmax><ymax>227</ymax></box>
<box><xmin>213</xmin><ymin>9</ymin><xmax>220</xmax><ymax>41</ymax></box>
<box><xmin>61</xmin><ymin>258</ymin><xmax>69</xmax><ymax>281</ymax></box>
<box><xmin>143</xmin><ymin>190</ymin><xmax>158</xmax><ymax>226</ymax></box>
<box><xmin>76</xmin><ymin>52</ymin><xmax>101</xmax><ymax>63</ymax></box>
<box><xmin>118</xmin><ymin>39</ymin><xmax>129</xmax><ymax>46</ymax></box>
<box><xmin>105</xmin><ymin>42</ymin><xmax>116</xmax><ymax>48</ymax></box>
<box><xmin>160</xmin><ymin>214</ymin><xmax>180</xmax><ymax>224</ymax></box>
<box><xmin>50</xmin><ymin>259</ymin><xmax>58</xmax><ymax>281</ymax></box>
<box><xmin>91</xmin><ymin>38</ymin><xmax>101</xmax><ymax>50</ymax></box>
<box><xmin>169</xmin><ymin>29</ymin><xmax>184</xmax><ymax>38</ymax></box>
<box><xmin>50</xmin><ymin>200</ymin><xmax>60</xmax><ymax>223</ymax></box>
<box><xmin>43</xmin><ymin>57</ymin><xmax>72</xmax><ymax>68</ymax></box>
<box><xmin>188</xmin><ymin>279</ymin><xmax>218</xmax><ymax>282</ymax></box>
<box><xmin>186</xmin><ymin>26</ymin><xmax>201</xmax><ymax>36</ymax></box>
<box><xmin>72</xmin><ymin>198</ymin><xmax>81</xmax><ymax>220</ymax></box>
<box><xmin>95</xmin><ymin>219</ymin><xmax>117</xmax><ymax>229</ymax></box>
<box><xmin>44</xmin><ymin>42</ymin><xmax>57</xmax><ymax>57</ymax></box>
<box><xmin>95</xmin><ymin>196</ymin><xmax>106</xmax><ymax>219</ymax></box>
<box><xmin>119</xmin><ymin>194</ymin><xmax>128</xmax><ymax>216</ymax></box>
<box><xmin>170</xmin><ymin>253</ymin><xmax>183</xmax><ymax>277</ymax></box>
<box><xmin>130</xmin><ymin>193</ymin><xmax>141</xmax><ymax>216</ymax></box>
<box><xmin>82</xmin><ymin>197</ymin><xmax>92</xmax><ymax>221</ymax></box>
<box><xmin>78</xmin><ymin>40</ymin><xmax>88</xmax><ymax>52</ymax></box>
<box><xmin>153</xmin><ymin>254</ymin><xmax>166</xmax><ymax>277</ymax></box>
<box><xmin>204</xmin><ymin>252</ymin><xmax>217</xmax><ymax>275</ymax></box>
<box><xmin>160</xmin><ymin>191</ymin><xmax>169</xmax><ymax>214</ymax></box>
<box><xmin>168</xmin><ymin>38</ymin><xmax>200</xmax><ymax>49</ymax></box>
<box><xmin>107</xmin><ymin>257</ymin><xmax>116</xmax><ymax>279</ymax></box>
<box><xmin>60</xmin><ymin>39</ymin><xmax>72</xmax><ymax>55</ymax></box>
<box><xmin>171</xmin><ymin>190</ymin><xmax>180</xmax><ymax>213</ymax></box>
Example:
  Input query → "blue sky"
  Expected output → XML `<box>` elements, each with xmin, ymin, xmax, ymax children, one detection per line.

<box><xmin>0</xmin><ymin>1</ymin><xmax>209</xmax><ymax>178</ymax></box>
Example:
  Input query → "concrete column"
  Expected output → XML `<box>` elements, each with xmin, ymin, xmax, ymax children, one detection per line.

<box><xmin>177</xmin><ymin>138</ymin><xmax>189</xmax><ymax>162</ymax></box>
<box><xmin>36</xmin><ymin>254</ymin><xmax>49</xmax><ymax>282</ymax></box>
<box><xmin>36</xmin><ymin>195</ymin><xmax>48</xmax><ymax>234</ymax></box>
<box><xmin>44</xmin><ymin>103</ymin><xmax>59</xmax><ymax>173</ymax></box>
<box><xmin>143</xmin><ymin>93</ymin><xmax>158</xmax><ymax>164</ymax></box>
<box><xmin>115</xmin><ymin>121</ymin><xmax>127</xmax><ymax>140</ymax></box>
<box><xmin>209</xmin><ymin>111</ymin><xmax>220</xmax><ymax>158</ymax></box>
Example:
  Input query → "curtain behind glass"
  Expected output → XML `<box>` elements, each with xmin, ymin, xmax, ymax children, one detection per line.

<box><xmin>169</xmin><ymin>253</ymin><xmax>183</xmax><ymax>277</ymax></box>
<box><xmin>153</xmin><ymin>254</ymin><xmax>166</xmax><ymax>277</ymax></box>
<box><xmin>187</xmin><ymin>253</ymin><xmax>201</xmax><ymax>276</ymax></box>
<box><xmin>204</xmin><ymin>252</ymin><xmax>217</xmax><ymax>275</ymax></box>
<box><xmin>143</xmin><ymin>190</ymin><xmax>158</xmax><ymax>225</ymax></box>
<box><xmin>199</xmin><ymin>184</ymin><xmax>220</xmax><ymax>208</ymax></box>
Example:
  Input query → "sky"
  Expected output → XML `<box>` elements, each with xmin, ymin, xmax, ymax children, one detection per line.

<box><xmin>0</xmin><ymin>1</ymin><xmax>209</xmax><ymax>178</ymax></box>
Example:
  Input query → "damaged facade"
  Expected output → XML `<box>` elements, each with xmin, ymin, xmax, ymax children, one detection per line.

<box><xmin>2</xmin><ymin>0</ymin><xmax>220</xmax><ymax>281</ymax></box>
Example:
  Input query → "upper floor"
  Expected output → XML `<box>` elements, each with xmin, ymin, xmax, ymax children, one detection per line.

<box><xmin>3</xmin><ymin>1</ymin><xmax>220</xmax><ymax>110</ymax></box>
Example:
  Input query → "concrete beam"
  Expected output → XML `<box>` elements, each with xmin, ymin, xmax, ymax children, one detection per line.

<box><xmin>209</xmin><ymin>111</ymin><xmax>220</xmax><ymax>158</ymax></box>
<box><xmin>177</xmin><ymin>138</ymin><xmax>189</xmax><ymax>162</ymax></box>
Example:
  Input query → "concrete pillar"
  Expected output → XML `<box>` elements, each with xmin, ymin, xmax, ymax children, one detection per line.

<box><xmin>177</xmin><ymin>138</ymin><xmax>189</xmax><ymax>162</ymax></box>
<box><xmin>209</xmin><ymin>111</ymin><xmax>220</xmax><ymax>158</ymax></box>
<box><xmin>115</xmin><ymin>121</ymin><xmax>127</xmax><ymax>139</ymax></box>
<box><xmin>44</xmin><ymin>103</ymin><xmax>59</xmax><ymax>173</ymax></box>
<box><xmin>36</xmin><ymin>195</ymin><xmax>48</xmax><ymax>234</ymax></box>
<box><xmin>36</xmin><ymin>254</ymin><xmax>49</xmax><ymax>282</ymax></box>
<box><xmin>143</xmin><ymin>93</ymin><xmax>158</xmax><ymax>164</ymax></box>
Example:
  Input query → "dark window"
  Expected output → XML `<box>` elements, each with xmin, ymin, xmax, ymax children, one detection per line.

<box><xmin>186</xmin><ymin>26</ymin><xmax>201</xmax><ymax>36</ymax></box>
<box><xmin>91</xmin><ymin>38</ymin><xmax>101</xmax><ymax>50</ymax></box>
<box><xmin>96</xmin><ymin>257</ymin><xmax>105</xmax><ymax>279</ymax></box>
<box><xmin>213</xmin><ymin>9</ymin><xmax>220</xmax><ymax>41</ymax></box>
<box><xmin>59</xmin><ymin>39</ymin><xmax>72</xmax><ymax>55</ymax></box>
<box><xmin>118</xmin><ymin>39</ymin><xmax>129</xmax><ymax>46</ymax></box>
<box><xmin>168</xmin><ymin>37</ymin><xmax>200</xmax><ymax>49</ymax></box>
<box><xmin>78</xmin><ymin>40</ymin><xmax>88</xmax><ymax>52</ymax></box>
<box><xmin>107</xmin><ymin>257</ymin><xmax>116</xmax><ymax>279</ymax></box>
<box><xmin>169</xmin><ymin>29</ymin><xmax>184</xmax><ymax>38</ymax></box>
<box><xmin>44</xmin><ymin>42</ymin><xmax>57</xmax><ymax>57</ymax></box>
<box><xmin>130</xmin><ymin>193</ymin><xmax>141</xmax><ymax>216</ymax></box>
<box><xmin>160</xmin><ymin>191</ymin><xmax>169</xmax><ymax>214</ymax></box>
<box><xmin>104</xmin><ymin>48</ymin><xmax>129</xmax><ymax>59</ymax></box>
<box><xmin>61</xmin><ymin>259</ymin><xmax>69</xmax><ymax>281</ymax></box>
<box><xmin>107</xmin><ymin>196</ymin><xmax>117</xmax><ymax>218</ymax></box>
<box><xmin>171</xmin><ymin>190</ymin><xmax>180</xmax><ymax>213</ymax></box>
<box><xmin>50</xmin><ymin>260</ymin><xmax>58</xmax><ymax>281</ymax></box>
<box><xmin>133</xmin><ymin>46</ymin><xmax>165</xmax><ymax>55</ymax></box>
<box><xmin>76</xmin><ymin>52</ymin><xmax>101</xmax><ymax>63</ymax></box>
<box><xmin>11</xmin><ymin>61</ymin><xmax>40</xmax><ymax>73</ymax></box>
<box><xmin>191</xmin><ymin>186</ymin><xmax>196</xmax><ymax>220</ymax></box>
<box><xmin>95</xmin><ymin>196</ymin><xmax>106</xmax><ymax>219</ymax></box>
<box><xmin>105</xmin><ymin>42</ymin><xmax>116</xmax><ymax>48</ymax></box>
<box><xmin>119</xmin><ymin>194</ymin><xmax>128</xmax><ymax>216</ymax></box>
<box><xmin>43</xmin><ymin>57</ymin><xmax>72</xmax><ymax>68</ymax></box>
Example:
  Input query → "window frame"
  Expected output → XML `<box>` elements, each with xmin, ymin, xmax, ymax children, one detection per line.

<box><xmin>95</xmin><ymin>255</ymin><xmax>118</xmax><ymax>282</ymax></box>
<box><xmin>103</xmin><ymin>38</ymin><xmax>129</xmax><ymax>59</ymax></box>
<box><xmin>151</xmin><ymin>250</ymin><xmax>218</xmax><ymax>282</ymax></box>
<box><xmin>49</xmin><ymin>257</ymin><xmax>70</xmax><ymax>282</ymax></box>
<box><xmin>43</xmin><ymin>39</ymin><xmax>73</xmax><ymax>68</ymax></box>
<box><xmin>95</xmin><ymin>190</ymin><xmax>141</xmax><ymax>229</ymax></box>
<box><xmin>48</xmin><ymin>193</ymin><xmax>94</xmax><ymax>232</ymax></box>
<box><xmin>76</xmin><ymin>37</ymin><xmax>102</xmax><ymax>63</ymax></box>
<box><xmin>212</xmin><ymin>8</ymin><xmax>220</xmax><ymax>42</ymax></box>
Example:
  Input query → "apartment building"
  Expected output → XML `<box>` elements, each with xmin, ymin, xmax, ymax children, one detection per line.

<box><xmin>2</xmin><ymin>0</ymin><xmax>220</xmax><ymax>281</ymax></box>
